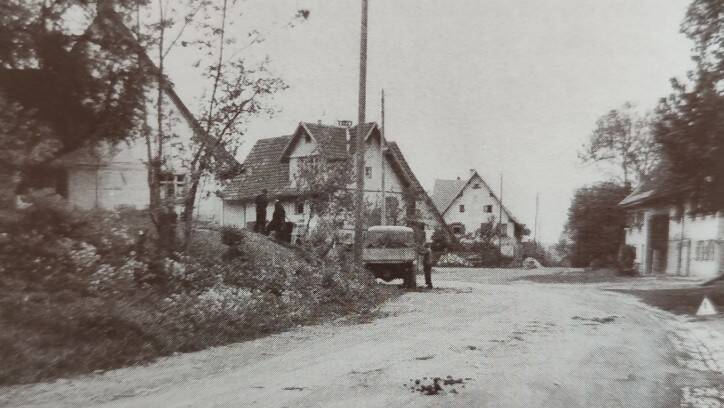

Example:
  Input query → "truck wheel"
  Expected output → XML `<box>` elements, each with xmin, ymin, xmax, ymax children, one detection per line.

<box><xmin>404</xmin><ymin>266</ymin><xmax>417</xmax><ymax>289</ymax></box>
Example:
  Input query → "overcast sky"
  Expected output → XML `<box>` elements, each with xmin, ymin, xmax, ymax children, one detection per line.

<box><xmin>165</xmin><ymin>0</ymin><xmax>695</xmax><ymax>243</ymax></box>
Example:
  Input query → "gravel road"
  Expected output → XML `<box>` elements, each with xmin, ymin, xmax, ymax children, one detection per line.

<box><xmin>3</xmin><ymin>268</ymin><xmax>716</xmax><ymax>407</ymax></box>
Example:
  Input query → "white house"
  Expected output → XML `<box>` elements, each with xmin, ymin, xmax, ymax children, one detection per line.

<box><xmin>620</xmin><ymin>162</ymin><xmax>723</xmax><ymax>280</ymax></box>
<box><xmin>6</xmin><ymin>5</ymin><xmax>237</xmax><ymax>222</ymax></box>
<box><xmin>221</xmin><ymin>121</ymin><xmax>453</xmax><ymax>243</ymax></box>
<box><xmin>431</xmin><ymin>170</ymin><xmax>527</xmax><ymax>256</ymax></box>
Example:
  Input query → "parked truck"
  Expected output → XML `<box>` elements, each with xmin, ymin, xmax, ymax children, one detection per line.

<box><xmin>362</xmin><ymin>225</ymin><xmax>417</xmax><ymax>288</ymax></box>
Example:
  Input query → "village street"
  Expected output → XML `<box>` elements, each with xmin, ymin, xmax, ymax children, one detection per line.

<box><xmin>3</xmin><ymin>268</ymin><xmax>723</xmax><ymax>408</ymax></box>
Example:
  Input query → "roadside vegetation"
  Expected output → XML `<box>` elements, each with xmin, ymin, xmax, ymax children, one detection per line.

<box><xmin>0</xmin><ymin>194</ymin><xmax>396</xmax><ymax>385</ymax></box>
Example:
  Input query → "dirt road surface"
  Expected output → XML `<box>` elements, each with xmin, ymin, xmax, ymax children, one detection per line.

<box><xmin>2</xmin><ymin>268</ymin><xmax>718</xmax><ymax>407</ymax></box>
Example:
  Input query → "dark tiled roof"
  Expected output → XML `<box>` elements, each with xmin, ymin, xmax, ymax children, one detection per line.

<box><xmin>619</xmin><ymin>159</ymin><xmax>683</xmax><ymax>207</ymax></box>
<box><xmin>223</xmin><ymin>135</ymin><xmax>293</xmax><ymax>201</ymax></box>
<box><xmin>299</xmin><ymin>122</ymin><xmax>350</xmax><ymax>159</ymax></box>
<box><xmin>348</xmin><ymin>123</ymin><xmax>377</xmax><ymax>154</ymax></box>
<box><xmin>280</xmin><ymin>122</ymin><xmax>377</xmax><ymax>161</ymax></box>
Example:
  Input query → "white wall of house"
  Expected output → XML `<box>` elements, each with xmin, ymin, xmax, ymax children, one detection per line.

<box><xmin>683</xmin><ymin>212</ymin><xmax>720</xmax><ymax>279</ymax></box>
<box><xmin>624</xmin><ymin>216</ymin><xmax>647</xmax><ymax>272</ymax></box>
<box><xmin>624</xmin><ymin>203</ymin><xmax>721</xmax><ymax>279</ymax></box>
<box><xmin>363</xmin><ymin>137</ymin><xmax>405</xmax><ymax>203</ymax></box>
<box><xmin>62</xmin><ymin>88</ymin><xmax>225</xmax><ymax>223</ymax></box>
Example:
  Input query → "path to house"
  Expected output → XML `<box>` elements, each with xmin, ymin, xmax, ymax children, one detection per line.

<box><xmin>3</xmin><ymin>268</ymin><xmax>724</xmax><ymax>407</ymax></box>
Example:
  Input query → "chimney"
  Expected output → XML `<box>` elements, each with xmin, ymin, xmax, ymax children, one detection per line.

<box><xmin>345</xmin><ymin>127</ymin><xmax>352</xmax><ymax>151</ymax></box>
<box><xmin>317</xmin><ymin>120</ymin><xmax>323</xmax><ymax>125</ymax></box>
<box><xmin>470</xmin><ymin>169</ymin><xmax>476</xmax><ymax>177</ymax></box>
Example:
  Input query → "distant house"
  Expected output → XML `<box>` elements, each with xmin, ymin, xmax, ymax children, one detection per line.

<box><xmin>221</xmin><ymin>121</ymin><xmax>453</xmax><ymax>242</ymax></box>
<box><xmin>431</xmin><ymin>169</ymin><xmax>527</xmax><ymax>256</ymax></box>
<box><xmin>3</xmin><ymin>5</ymin><xmax>238</xmax><ymax>222</ymax></box>
<box><xmin>619</xmin><ymin>162</ymin><xmax>723</xmax><ymax>279</ymax></box>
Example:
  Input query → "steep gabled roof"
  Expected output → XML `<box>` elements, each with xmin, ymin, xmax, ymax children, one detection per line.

<box><xmin>386</xmin><ymin>142</ymin><xmax>457</xmax><ymax>242</ymax></box>
<box><xmin>280</xmin><ymin>122</ymin><xmax>379</xmax><ymax>162</ymax></box>
<box><xmin>431</xmin><ymin>178</ymin><xmax>467</xmax><ymax>213</ymax></box>
<box><xmin>432</xmin><ymin>170</ymin><xmax>523</xmax><ymax>226</ymax></box>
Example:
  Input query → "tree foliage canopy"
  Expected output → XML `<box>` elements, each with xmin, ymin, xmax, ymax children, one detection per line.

<box><xmin>0</xmin><ymin>0</ymin><xmax>147</xmax><ymax>193</ymax></box>
<box><xmin>564</xmin><ymin>181</ymin><xmax>631</xmax><ymax>268</ymax></box>
<box><xmin>580</xmin><ymin>102</ymin><xmax>659</xmax><ymax>185</ymax></box>
<box><xmin>652</xmin><ymin>0</ymin><xmax>724</xmax><ymax>209</ymax></box>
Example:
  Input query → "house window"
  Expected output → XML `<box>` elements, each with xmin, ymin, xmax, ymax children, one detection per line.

<box><xmin>498</xmin><ymin>223</ymin><xmax>508</xmax><ymax>236</ymax></box>
<box><xmin>160</xmin><ymin>173</ymin><xmax>186</xmax><ymax>199</ymax></box>
<box><xmin>295</xmin><ymin>201</ymin><xmax>305</xmax><ymax>215</ymax></box>
<box><xmin>451</xmin><ymin>223</ymin><xmax>465</xmax><ymax>235</ymax></box>
<box><xmin>304</xmin><ymin>134</ymin><xmax>312</xmax><ymax>143</ymax></box>
<box><xmin>472</xmin><ymin>183</ymin><xmax>481</xmax><ymax>189</ymax></box>
<box><xmin>484</xmin><ymin>205</ymin><xmax>493</xmax><ymax>213</ymax></box>
<box><xmin>459</xmin><ymin>205</ymin><xmax>465</xmax><ymax>213</ymax></box>
<box><xmin>365</xmin><ymin>166</ymin><xmax>372</xmax><ymax>179</ymax></box>
<box><xmin>696</xmin><ymin>240</ymin><xmax>717</xmax><ymax>261</ymax></box>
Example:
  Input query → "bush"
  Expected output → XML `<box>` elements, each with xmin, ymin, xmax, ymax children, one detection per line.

<box><xmin>220</xmin><ymin>225</ymin><xmax>244</xmax><ymax>247</ymax></box>
<box><xmin>0</xmin><ymin>195</ymin><xmax>395</xmax><ymax>385</ymax></box>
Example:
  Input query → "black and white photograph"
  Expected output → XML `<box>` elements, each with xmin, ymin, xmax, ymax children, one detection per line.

<box><xmin>1</xmin><ymin>0</ymin><xmax>724</xmax><ymax>406</ymax></box>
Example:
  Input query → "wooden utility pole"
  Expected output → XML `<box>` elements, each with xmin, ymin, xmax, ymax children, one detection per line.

<box><xmin>380</xmin><ymin>89</ymin><xmax>386</xmax><ymax>225</ymax></box>
<box><xmin>352</xmin><ymin>0</ymin><xmax>369</xmax><ymax>268</ymax></box>
<box><xmin>534</xmin><ymin>192</ymin><xmax>540</xmax><ymax>244</ymax></box>
<box><xmin>498</xmin><ymin>173</ymin><xmax>503</xmax><ymax>265</ymax></box>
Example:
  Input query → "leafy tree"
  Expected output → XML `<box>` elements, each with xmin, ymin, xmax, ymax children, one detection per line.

<box><xmin>0</xmin><ymin>1</ymin><xmax>146</xmax><ymax>203</ymax></box>
<box><xmin>294</xmin><ymin>157</ymin><xmax>356</xmax><ymax>241</ymax></box>
<box><xmin>133</xmin><ymin>0</ymin><xmax>306</xmax><ymax>250</ymax></box>
<box><xmin>564</xmin><ymin>181</ymin><xmax>631</xmax><ymax>267</ymax></box>
<box><xmin>580</xmin><ymin>102</ymin><xmax>659</xmax><ymax>185</ymax></box>
<box><xmin>651</xmin><ymin>0</ymin><xmax>724</xmax><ymax>209</ymax></box>
<box><xmin>0</xmin><ymin>93</ymin><xmax>59</xmax><ymax>206</ymax></box>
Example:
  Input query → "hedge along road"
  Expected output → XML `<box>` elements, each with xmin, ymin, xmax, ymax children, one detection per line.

<box><xmin>2</xmin><ymin>268</ymin><xmax>694</xmax><ymax>407</ymax></box>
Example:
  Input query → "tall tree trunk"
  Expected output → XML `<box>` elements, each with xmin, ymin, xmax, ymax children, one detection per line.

<box><xmin>182</xmin><ymin>167</ymin><xmax>203</xmax><ymax>251</ymax></box>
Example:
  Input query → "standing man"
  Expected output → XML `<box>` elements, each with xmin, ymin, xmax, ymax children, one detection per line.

<box><xmin>267</xmin><ymin>199</ymin><xmax>286</xmax><ymax>239</ymax></box>
<box><xmin>423</xmin><ymin>243</ymin><xmax>433</xmax><ymax>289</ymax></box>
<box><xmin>254</xmin><ymin>189</ymin><xmax>268</xmax><ymax>233</ymax></box>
